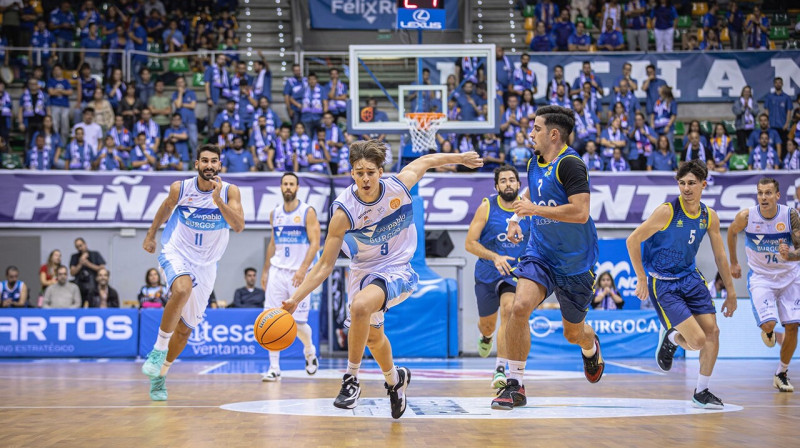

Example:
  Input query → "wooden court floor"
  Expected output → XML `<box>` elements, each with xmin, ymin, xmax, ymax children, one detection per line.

<box><xmin>0</xmin><ymin>358</ymin><xmax>797</xmax><ymax>448</ymax></box>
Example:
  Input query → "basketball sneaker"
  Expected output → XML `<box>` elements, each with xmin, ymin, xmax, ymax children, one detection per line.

<box><xmin>141</xmin><ymin>349</ymin><xmax>167</xmax><ymax>379</ymax></box>
<box><xmin>761</xmin><ymin>330</ymin><xmax>777</xmax><ymax>348</ymax></box>
<box><xmin>491</xmin><ymin>378</ymin><xmax>526</xmax><ymax>410</ymax></box>
<box><xmin>774</xmin><ymin>371</ymin><xmax>794</xmax><ymax>392</ymax></box>
<box><xmin>656</xmin><ymin>327</ymin><xmax>679</xmax><ymax>372</ymax></box>
<box><xmin>692</xmin><ymin>388</ymin><xmax>724</xmax><ymax>409</ymax></box>
<box><xmin>333</xmin><ymin>374</ymin><xmax>361</xmax><ymax>409</ymax></box>
<box><xmin>149</xmin><ymin>375</ymin><xmax>167</xmax><ymax>401</ymax></box>
<box><xmin>582</xmin><ymin>335</ymin><xmax>605</xmax><ymax>383</ymax></box>
<box><xmin>261</xmin><ymin>369</ymin><xmax>281</xmax><ymax>382</ymax></box>
<box><xmin>385</xmin><ymin>367</ymin><xmax>411</xmax><ymax>419</ymax></box>
<box><xmin>305</xmin><ymin>355</ymin><xmax>319</xmax><ymax>375</ymax></box>
<box><xmin>477</xmin><ymin>336</ymin><xmax>492</xmax><ymax>358</ymax></box>
<box><xmin>491</xmin><ymin>366</ymin><xmax>507</xmax><ymax>389</ymax></box>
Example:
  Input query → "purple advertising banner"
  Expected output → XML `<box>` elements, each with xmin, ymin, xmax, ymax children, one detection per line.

<box><xmin>1</xmin><ymin>171</ymin><xmax>798</xmax><ymax>228</ymax></box>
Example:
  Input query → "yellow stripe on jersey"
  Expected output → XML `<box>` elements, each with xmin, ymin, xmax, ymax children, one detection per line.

<box><xmin>651</xmin><ymin>278</ymin><xmax>673</xmax><ymax>329</ymax></box>
<box><xmin>482</xmin><ymin>197</ymin><xmax>490</xmax><ymax>222</ymax></box>
<box><xmin>537</xmin><ymin>144</ymin><xmax>569</xmax><ymax>168</ymax></box>
<box><xmin>660</xmin><ymin>202</ymin><xmax>674</xmax><ymax>232</ymax></box>
<box><xmin>679</xmin><ymin>196</ymin><xmax>701</xmax><ymax>219</ymax></box>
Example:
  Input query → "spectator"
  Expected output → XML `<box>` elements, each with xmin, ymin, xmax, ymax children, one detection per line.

<box><xmin>683</xmin><ymin>35</ymin><xmax>700</xmax><ymax>51</ymax></box>
<box><xmin>134</xmin><ymin>107</ymin><xmax>161</xmax><ymax>152</ymax></box>
<box><xmin>726</xmin><ymin>1</ymin><xmax>745</xmax><ymax>50</ymax></box>
<box><xmin>69</xmin><ymin>237</ymin><xmax>106</xmax><ymax>305</ymax></box>
<box><xmin>708</xmin><ymin>272</ymin><xmax>727</xmax><ymax>299</ymax></box>
<box><xmin>1</xmin><ymin>266</ymin><xmax>27</xmax><ymax>307</ymax></box>
<box><xmin>216</xmin><ymin>121</ymin><xmax>235</xmax><ymax>153</ymax></box>
<box><xmin>628</xmin><ymin>112</ymin><xmax>657</xmax><ymax>171</ymax></box>
<box><xmin>73</xmin><ymin>64</ymin><xmax>97</xmax><ymax>129</ymax></box>
<box><xmin>19</xmin><ymin>77</ymin><xmax>49</xmax><ymax>149</ymax></box>
<box><xmin>250</xmin><ymin>115</ymin><xmax>272</xmax><ymax>169</ymax></box>
<box><xmin>157</xmin><ymin>140</ymin><xmax>183</xmax><ymax>171</ymax></box>
<box><xmin>222</xmin><ymin>135</ymin><xmax>255</xmax><ymax>173</ymax></box>
<box><xmin>568</xmin><ymin>21</ymin><xmax>591</xmax><ymax>51</ymax></box>
<box><xmin>144</xmin><ymin>0</ymin><xmax>166</xmax><ymax>18</ymax></box>
<box><xmin>88</xmin><ymin>88</ymin><xmax>114</xmax><ymax>134</ymax></box>
<box><xmin>598</xmin><ymin>18</ymin><xmax>625</xmax><ymax>51</ymax></box>
<box><xmin>550</xmin><ymin>9</ymin><xmax>575</xmax><ymax>51</ymax></box>
<box><xmin>682</xmin><ymin>120</ymin><xmax>709</xmax><ymax>148</ymax></box>
<box><xmin>294</xmin><ymin>122</ymin><xmax>316</xmax><ymax>172</ymax></box>
<box><xmin>253</xmin><ymin>53</ymin><xmax>272</xmax><ymax>101</ymax></box>
<box><xmin>550</xmin><ymin>83</ymin><xmax>571</xmax><ymax>109</ymax></box>
<box><xmin>148</xmin><ymin>80</ymin><xmax>171</xmax><ymax>135</ymax></box>
<box><xmin>283</xmin><ymin>63</ymin><xmax>305</xmax><ymax>127</ymax></box>
<box><xmin>137</xmin><ymin>68</ymin><xmax>155</xmax><ymax>106</ymax></box>
<box><xmin>570</xmin><ymin>0</ymin><xmax>591</xmax><ymax>24</ymax></box>
<box><xmin>205</xmin><ymin>53</ymin><xmax>232</xmax><ymax>131</ymax></box>
<box><xmin>495</xmin><ymin>47</ymin><xmax>513</xmax><ymax>103</ymax></box>
<box><xmin>230</xmin><ymin>61</ymin><xmax>250</xmax><ymax>105</ymax></box>
<box><xmin>78</xmin><ymin>22</ymin><xmax>103</xmax><ymax>76</ymax></box>
<box><xmin>299</xmin><ymin>72</ymin><xmax>326</xmax><ymax>135</ymax></box>
<box><xmin>127</xmin><ymin>15</ymin><xmax>148</xmax><ymax>84</ymax></box>
<box><xmin>84</xmin><ymin>267</ymin><xmax>119</xmax><ymax>308</ymax></box>
<box><xmin>478</xmin><ymin>132</ymin><xmax>503</xmax><ymax>172</ymax></box>
<box><xmin>571</xmin><ymin>97</ymin><xmax>600</xmax><ymax>153</ymax></box>
<box><xmin>163</xmin><ymin>18</ymin><xmax>186</xmax><ymax>53</ymax></box>
<box><xmin>684</xmin><ymin>131</ymin><xmax>712</xmax><ymax>163</ymax></box>
<box><xmin>30</xmin><ymin>18</ymin><xmax>56</xmax><ymax>76</ymax></box>
<box><xmin>500</xmin><ymin>94</ymin><xmax>523</xmax><ymax>146</ymax></box>
<box><xmin>520</xmin><ymin>89</ymin><xmax>537</xmax><ymax>120</ymax></box>
<box><xmin>764</xmin><ymin>77</ymin><xmax>793</xmax><ymax>157</ymax></box>
<box><xmin>105</xmin><ymin>67</ymin><xmax>126</xmax><ymax>110</ymax></box>
<box><xmin>46</xmin><ymin>64</ymin><xmax>72</xmax><ymax>143</ymax></box>
<box><xmin>32</xmin><ymin>114</ymin><xmax>64</xmax><ymax>164</ymax></box>
<box><xmin>710</xmin><ymin>123</ymin><xmax>733</xmax><ymax>171</ymax></box>
<box><xmin>321</xmin><ymin>111</ymin><xmax>343</xmax><ymax>172</ymax></box>
<box><xmin>529</xmin><ymin>21</ymin><xmax>554</xmax><ymax>52</ymax></box>
<box><xmin>749</xmin><ymin>131</ymin><xmax>779</xmax><ymax>170</ymax></box>
<box><xmin>214</xmin><ymin>100</ymin><xmax>241</xmax><ymax>135</ymax></box>
<box><xmin>39</xmin><ymin>249</ymin><xmax>61</xmax><ymax>296</ymax></box>
<box><xmin>512</xmin><ymin>53</ymin><xmax>536</xmax><ymax>97</ymax></box>
<box><xmin>73</xmin><ymin>106</ymin><xmax>104</xmax><ymax>151</ymax></box>
<box><xmin>701</xmin><ymin>2</ymin><xmax>719</xmax><ymax>33</ymax></box>
<box><xmin>613</xmin><ymin>63</ymin><xmax>639</xmax><ymax>94</ymax></box>
<box><xmin>747</xmin><ymin>113</ymin><xmax>782</xmax><ymax>155</ymax></box>
<box><xmin>456</xmin><ymin>81</ymin><xmax>484</xmax><ymax>122</ymax></box>
<box><xmin>92</xmin><ymin>135</ymin><xmax>124</xmax><ymax>171</ymax></box>
<box><xmin>308</xmin><ymin>128</ymin><xmax>331</xmax><ymax>174</ymax></box>
<box><xmin>0</xmin><ymin>81</ymin><xmax>11</xmax><ymax>142</ymax></box>
<box><xmin>27</xmin><ymin>134</ymin><xmax>53</xmax><ymax>170</ymax></box>
<box><xmin>236</xmin><ymin>83</ymin><xmax>257</xmax><ymax>133</ymax></box>
<box><xmin>582</xmin><ymin>140</ymin><xmax>604</xmax><ymax>171</ymax></box>
<box><xmin>434</xmin><ymin>140</ymin><xmax>459</xmax><ymax>173</ymax></box>
<box><xmin>130</xmin><ymin>132</ymin><xmax>158</xmax><ymax>171</ymax></box>
<box><xmin>50</xmin><ymin>1</ymin><xmax>76</xmax><ymax>69</ymax></box>
<box><xmin>580</xmin><ymin>81</ymin><xmax>602</xmax><ymax>118</ymax></box>
<box><xmin>601</xmin><ymin>0</ymin><xmax>623</xmax><ymax>31</ymax></box>
<box><xmin>172</xmin><ymin>76</ymin><xmax>198</xmax><ymax>158</ymax></box>
<box><xmin>732</xmin><ymin>85</ymin><xmax>758</xmax><ymax>153</ymax></box>
<box><xmin>651</xmin><ymin>0</ymin><xmax>678</xmax><ymax>53</ymax></box>
<box><xmin>625</xmin><ymin>0</ymin><xmax>649</xmax><ymax>51</ymax></box>
<box><xmin>613</xmin><ymin>81</ymin><xmax>639</xmax><ymax>129</ymax></box>
<box><xmin>599</xmin><ymin>116</ymin><xmax>627</xmax><ymax>161</ymax></box>
<box><xmin>106</xmin><ymin>24</ymin><xmax>130</xmax><ymax>77</ymax></box>
<box><xmin>163</xmin><ymin>113</ymin><xmax>190</xmax><ymax>163</ymax></box>
<box><xmin>647</xmin><ymin>134</ymin><xmax>678</xmax><ymax>171</ymax></box>
<box><xmin>571</xmin><ymin>61</ymin><xmax>602</xmax><ymax>96</ymax></box>
<box><xmin>118</xmin><ymin>83</ymin><xmax>143</xmax><ymax>131</ymax></box>
<box><xmin>270</xmin><ymin>124</ymin><xmax>297</xmax><ymax>172</ymax></box>
<box><xmin>784</xmin><ymin>139</ymin><xmax>800</xmax><ymax>170</ymax></box>
<box><xmin>60</xmin><ymin>127</ymin><xmax>92</xmax><ymax>170</ymax></box>
<box><xmin>592</xmin><ymin>272</ymin><xmax>623</xmax><ymax>310</ymax></box>
<box><xmin>145</xmin><ymin>9</ymin><xmax>165</xmax><ymax>41</ymax></box>
<box><xmin>699</xmin><ymin>28</ymin><xmax>723</xmax><ymax>51</ymax></box>
<box><xmin>108</xmin><ymin>115</ymin><xmax>134</xmax><ymax>164</ymax></box>
<box><xmin>534</xmin><ymin>0</ymin><xmax>559</xmax><ymax>32</ymax></box>
<box><xmin>230</xmin><ymin>268</ymin><xmax>265</xmax><ymax>308</ymax></box>
<box><xmin>507</xmin><ymin>131</ymin><xmax>532</xmax><ymax>171</ymax></box>
<box><xmin>745</xmin><ymin>6</ymin><xmax>769</xmax><ymax>50</ymax></box>
<box><xmin>642</xmin><ymin>64</ymin><xmax>667</xmax><ymax>117</ymax></box>
<box><xmin>42</xmin><ymin>265</ymin><xmax>80</xmax><ymax>308</ymax></box>
<box><xmin>651</xmin><ymin>85</ymin><xmax>677</xmax><ymax>151</ymax></box>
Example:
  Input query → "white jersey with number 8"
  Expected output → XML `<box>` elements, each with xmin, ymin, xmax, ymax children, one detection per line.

<box><xmin>270</xmin><ymin>201</ymin><xmax>312</xmax><ymax>270</ymax></box>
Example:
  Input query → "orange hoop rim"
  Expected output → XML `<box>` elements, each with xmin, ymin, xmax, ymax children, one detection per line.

<box><xmin>404</xmin><ymin>112</ymin><xmax>447</xmax><ymax>130</ymax></box>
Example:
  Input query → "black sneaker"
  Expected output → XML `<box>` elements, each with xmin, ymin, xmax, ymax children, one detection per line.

<box><xmin>333</xmin><ymin>374</ymin><xmax>361</xmax><ymax>409</ymax></box>
<box><xmin>491</xmin><ymin>378</ymin><xmax>527</xmax><ymax>410</ymax></box>
<box><xmin>692</xmin><ymin>388</ymin><xmax>724</xmax><ymax>409</ymax></box>
<box><xmin>385</xmin><ymin>367</ymin><xmax>411</xmax><ymax>419</ymax></box>
<box><xmin>656</xmin><ymin>327</ymin><xmax>678</xmax><ymax>372</ymax></box>
<box><xmin>582</xmin><ymin>335</ymin><xmax>605</xmax><ymax>383</ymax></box>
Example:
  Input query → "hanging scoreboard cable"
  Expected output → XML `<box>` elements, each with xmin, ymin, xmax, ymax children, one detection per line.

<box><xmin>396</xmin><ymin>0</ymin><xmax>447</xmax><ymax>30</ymax></box>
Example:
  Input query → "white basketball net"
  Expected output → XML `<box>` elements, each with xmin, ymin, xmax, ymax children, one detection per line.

<box><xmin>404</xmin><ymin>113</ymin><xmax>446</xmax><ymax>154</ymax></box>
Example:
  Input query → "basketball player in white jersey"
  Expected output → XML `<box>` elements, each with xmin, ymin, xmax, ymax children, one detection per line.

<box><xmin>260</xmin><ymin>172</ymin><xmax>321</xmax><ymax>382</ymax></box>
<box><xmin>283</xmin><ymin>140</ymin><xmax>482</xmax><ymax>418</ymax></box>
<box><xmin>141</xmin><ymin>144</ymin><xmax>245</xmax><ymax>401</ymax></box>
<box><xmin>728</xmin><ymin>177</ymin><xmax>800</xmax><ymax>392</ymax></box>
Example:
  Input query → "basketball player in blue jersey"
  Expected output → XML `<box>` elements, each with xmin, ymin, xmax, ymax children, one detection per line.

<box><xmin>1</xmin><ymin>266</ymin><xmax>27</xmax><ymax>308</ymax></box>
<box><xmin>465</xmin><ymin>165</ymin><xmax>531</xmax><ymax>389</ymax></box>
<box><xmin>260</xmin><ymin>172</ymin><xmax>321</xmax><ymax>382</ymax></box>
<box><xmin>140</xmin><ymin>144</ymin><xmax>245</xmax><ymax>401</ymax></box>
<box><xmin>627</xmin><ymin>160</ymin><xmax>737</xmax><ymax>409</ymax></box>
<box><xmin>494</xmin><ymin>105</ymin><xmax>603</xmax><ymax>411</ymax></box>
<box><xmin>727</xmin><ymin>178</ymin><xmax>800</xmax><ymax>392</ymax></box>
<box><xmin>283</xmin><ymin>140</ymin><xmax>482</xmax><ymax>419</ymax></box>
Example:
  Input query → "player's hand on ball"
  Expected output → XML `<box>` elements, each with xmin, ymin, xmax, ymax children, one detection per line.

<box><xmin>281</xmin><ymin>298</ymin><xmax>298</xmax><ymax>314</ymax></box>
<box><xmin>634</xmin><ymin>276</ymin><xmax>649</xmax><ymax>301</ymax></box>
<box><xmin>513</xmin><ymin>195</ymin><xmax>537</xmax><ymax>217</ymax></box>
<box><xmin>506</xmin><ymin>220</ymin><xmax>523</xmax><ymax>244</ymax></box>
<box><xmin>730</xmin><ymin>262</ymin><xmax>742</xmax><ymax>279</ymax></box>
<box><xmin>461</xmin><ymin>151</ymin><xmax>483</xmax><ymax>169</ymax></box>
<box><xmin>291</xmin><ymin>270</ymin><xmax>306</xmax><ymax>287</ymax></box>
<box><xmin>142</xmin><ymin>236</ymin><xmax>156</xmax><ymax>254</ymax></box>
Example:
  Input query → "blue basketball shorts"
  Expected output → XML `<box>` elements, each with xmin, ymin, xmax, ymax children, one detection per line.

<box><xmin>514</xmin><ymin>256</ymin><xmax>595</xmax><ymax>324</ymax></box>
<box><xmin>648</xmin><ymin>271</ymin><xmax>715</xmax><ymax>329</ymax></box>
<box><xmin>474</xmin><ymin>277</ymin><xmax>517</xmax><ymax>318</ymax></box>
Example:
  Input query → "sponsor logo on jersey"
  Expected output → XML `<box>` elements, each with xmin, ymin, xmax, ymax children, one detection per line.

<box><xmin>676</xmin><ymin>219</ymin><xmax>683</xmax><ymax>228</ymax></box>
<box><xmin>776</xmin><ymin>222</ymin><xmax>786</xmax><ymax>231</ymax></box>
<box><xmin>294</xmin><ymin>215</ymin><xmax>301</xmax><ymax>223</ymax></box>
<box><xmin>390</xmin><ymin>198</ymin><xmax>401</xmax><ymax>209</ymax></box>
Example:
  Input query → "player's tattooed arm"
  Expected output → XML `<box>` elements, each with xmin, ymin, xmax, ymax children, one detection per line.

<box><xmin>780</xmin><ymin>208</ymin><xmax>800</xmax><ymax>261</ymax></box>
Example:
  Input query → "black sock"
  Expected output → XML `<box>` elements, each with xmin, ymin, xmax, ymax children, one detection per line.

<box><xmin>481</xmin><ymin>335</ymin><xmax>492</xmax><ymax>344</ymax></box>
<box><xmin>767</xmin><ymin>331</ymin><xmax>774</xmax><ymax>338</ymax></box>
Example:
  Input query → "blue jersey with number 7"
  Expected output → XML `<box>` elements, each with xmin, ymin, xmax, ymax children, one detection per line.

<box><xmin>643</xmin><ymin>197</ymin><xmax>709</xmax><ymax>280</ymax></box>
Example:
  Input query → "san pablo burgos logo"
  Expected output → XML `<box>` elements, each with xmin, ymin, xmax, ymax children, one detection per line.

<box><xmin>399</xmin><ymin>9</ymin><xmax>443</xmax><ymax>30</ymax></box>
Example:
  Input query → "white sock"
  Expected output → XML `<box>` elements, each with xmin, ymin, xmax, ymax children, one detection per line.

<box><xmin>268</xmin><ymin>351</ymin><xmax>281</xmax><ymax>372</ymax></box>
<box><xmin>346</xmin><ymin>361</ymin><xmax>361</xmax><ymax>378</ymax></box>
<box><xmin>507</xmin><ymin>360</ymin><xmax>526</xmax><ymax>382</ymax></box>
<box><xmin>154</xmin><ymin>329</ymin><xmax>172</xmax><ymax>351</ymax></box>
<box><xmin>777</xmin><ymin>361</ymin><xmax>790</xmax><ymax>375</ymax></box>
<box><xmin>495</xmin><ymin>357</ymin><xmax>507</xmax><ymax>371</ymax></box>
<box><xmin>581</xmin><ymin>343</ymin><xmax>597</xmax><ymax>357</ymax></box>
<box><xmin>696</xmin><ymin>374</ymin><xmax>711</xmax><ymax>392</ymax></box>
<box><xmin>668</xmin><ymin>330</ymin><xmax>679</xmax><ymax>345</ymax></box>
<box><xmin>296</xmin><ymin>323</ymin><xmax>316</xmax><ymax>358</ymax></box>
<box><xmin>383</xmin><ymin>365</ymin><xmax>399</xmax><ymax>386</ymax></box>
<box><xmin>160</xmin><ymin>360</ymin><xmax>172</xmax><ymax>377</ymax></box>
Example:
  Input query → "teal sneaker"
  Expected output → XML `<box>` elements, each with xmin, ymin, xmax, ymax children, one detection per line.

<box><xmin>477</xmin><ymin>336</ymin><xmax>493</xmax><ymax>358</ymax></box>
<box><xmin>491</xmin><ymin>367</ymin><xmax>507</xmax><ymax>389</ymax></box>
<box><xmin>150</xmin><ymin>376</ymin><xmax>168</xmax><ymax>401</ymax></box>
<box><xmin>142</xmin><ymin>349</ymin><xmax>167</xmax><ymax>378</ymax></box>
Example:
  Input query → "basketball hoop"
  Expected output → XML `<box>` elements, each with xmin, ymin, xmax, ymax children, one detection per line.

<box><xmin>403</xmin><ymin>112</ymin><xmax>447</xmax><ymax>154</ymax></box>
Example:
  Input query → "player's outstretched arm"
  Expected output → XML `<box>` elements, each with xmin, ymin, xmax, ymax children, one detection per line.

<box><xmin>282</xmin><ymin>209</ymin><xmax>349</xmax><ymax>314</ymax></box>
<box><xmin>726</xmin><ymin>208</ymin><xmax>749</xmax><ymax>278</ymax></box>
<box><xmin>142</xmin><ymin>180</ymin><xmax>181</xmax><ymax>253</ymax></box>
<box><xmin>212</xmin><ymin>179</ymin><xmax>245</xmax><ymax>232</ymax></box>
<box><xmin>708</xmin><ymin>208</ymin><xmax>737</xmax><ymax>317</ymax></box>
<box><xmin>626</xmin><ymin>203</ymin><xmax>672</xmax><ymax>301</ymax></box>
<box><xmin>292</xmin><ymin>207</ymin><xmax>321</xmax><ymax>287</ymax></box>
<box><xmin>395</xmin><ymin>151</ymin><xmax>483</xmax><ymax>190</ymax></box>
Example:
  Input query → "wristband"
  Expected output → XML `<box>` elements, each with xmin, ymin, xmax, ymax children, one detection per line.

<box><xmin>509</xmin><ymin>214</ymin><xmax>521</xmax><ymax>223</ymax></box>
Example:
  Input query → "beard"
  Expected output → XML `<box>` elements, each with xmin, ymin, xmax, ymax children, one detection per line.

<box><xmin>282</xmin><ymin>190</ymin><xmax>296</xmax><ymax>202</ymax></box>
<box><xmin>499</xmin><ymin>188</ymin><xmax>518</xmax><ymax>202</ymax></box>
<box><xmin>198</xmin><ymin>166</ymin><xmax>218</xmax><ymax>181</ymax></box>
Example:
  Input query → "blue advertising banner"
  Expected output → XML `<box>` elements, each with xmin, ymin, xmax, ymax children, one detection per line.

<box><xmin>309</xmin><ymin>0</ymin><xmax>458</xmax><ymax>30</ymax></box>
<box><xmin>423</xmin><ymin>50</ymin><xmax>800</xmax><ymax>103</ymax></box>
<box><xmin>0</xmin><ymin>309</ymin><xmax>139</xmax><ymax>357</ymax></box>
<box><xmin>595</xmin><ymin>239</ymin><xmax>639</xmax><ymax>310</ymax></box>
<box><xmin>138</xmin><ymin>307</ymin><xmax>320</xmax><ymax>360</ymax></box>
<box><xmin>527</xmin><ymin>309</ymin><xmax>671</xmax><ymax>359</ymax></box>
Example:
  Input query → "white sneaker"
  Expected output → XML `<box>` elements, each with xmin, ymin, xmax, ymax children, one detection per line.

<box><xmin>774</xmin><ymin>371</ymin><xmax>794</xmax><ymax>392</ymax></box>
<box><xmin>261</xmin><ymin>370</ymin><xmax>281</xmax><ymax>382</ymax></box>
<box><xmin>305</xmin><ymin>355</ymin><xmax>319</xmax><ymax>375</ymax></box>
<box><xmin>762</xmin><ymin>330</ymin><xmax>777</xmax><ymax>347</ymax></box>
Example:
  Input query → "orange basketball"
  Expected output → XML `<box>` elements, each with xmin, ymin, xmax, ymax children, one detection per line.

<box><xmin>254</xmin><ymin>308</ymin><xmax>297</xmax><ymax>351</ymax></box>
